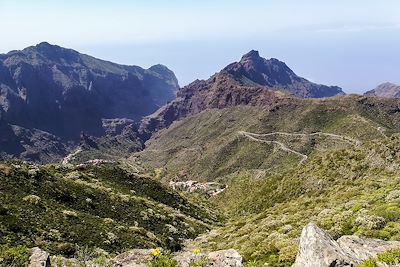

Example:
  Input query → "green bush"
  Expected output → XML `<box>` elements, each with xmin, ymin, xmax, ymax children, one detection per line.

<box><xmin>188</xmin><ymin>255</ymin><xmax>208</xmax><ymax>267</ymax></box>
<box><xmin>358</xmin><ymin>258</ymin><xmax>377</xmax><ymax>267</ymax></box>
<box><xmin>148</xmin><ymin>253</ymin><xmax>178</xmax><ymax>267</ymax></box>
<box><xmin>0</xmin><ymin>245</ymin><xmax>30</xmax><ymax>267</ymax></box>
<box><xmin>377</xmin><ymin>248</ymin><xmax>400</xmax><ymax>264</ymax></box>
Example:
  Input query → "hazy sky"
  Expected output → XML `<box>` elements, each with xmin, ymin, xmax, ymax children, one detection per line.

<box><xmin>1</xmin><ymin>0</ymin><xmax>399</xmax><ymax>93</ymax></box>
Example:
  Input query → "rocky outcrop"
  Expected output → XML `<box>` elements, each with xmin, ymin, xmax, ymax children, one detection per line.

<box><xmin>337</xmin><ymin>236</ymin><xmax>400</xmax><ymax>263</ymax></box>
<box><xmin>28</xmin><ymin>247</ymin><xmax>50</xmax><ymax>267</ymax></box>
<box><xmin>112</xmin><ymin>249</ymin><xmax>153</xmax><ymax>267</ymax></box>
<box><xmin>207</xmin><ymin>249</ymin><xmax>242</xmax><ymax>267</ymax></box>
<box><xmin>293</xmin><ymin>223</ymin><xmax>400</xmax><ymax>267</ymax></box>
<box><xmin>292</xmin><ymin>224</ymin><xmax>355</xmax><ymax>267</ymax></box>
<box><xmin>111</xmin><ymin>248</ymin><xmax>242</xmax><ymax>267</ymax></box>
<box><xmin>226</xmin><ymin>50</ymin><xmax>344</xmax><ymax>98</ymax></box>
<box><xmin>25</xmin><ymin>247</ymin><xmax>243</xmax><ymax>267</ymax></box>
<box><xmin>364</xmin><ymin>82</ymin><xmax>400</xmax><ymax>97</ymax></box>
<box><xmin>365</xmin><ymin>82</ymin><xmax>400</xmax><ymax>98</ymax></box>
<box><xmin>0</xmin><ymin>122</ymin><xmax>69</xmax><ymax>163</ymax></box>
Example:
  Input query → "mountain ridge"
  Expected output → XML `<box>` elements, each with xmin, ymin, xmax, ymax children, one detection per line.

<box><xmin>224</xmin><ymin>50</ymin><xmax>344</xmax><ymax>98</ymax></box>
<box><xmin>0</xmin><ymin>42</ymin><xmax>179</xmax><ymax>162</ymax></box>
<box><xmin>138</xmin><ymin>50</ymin><xmax>345</xmax><ymax>140</ymax></box>
<box><xmin>364</xmin><ymin>82</ymin><xmax>400</xmax><ymax>98</ymax></box>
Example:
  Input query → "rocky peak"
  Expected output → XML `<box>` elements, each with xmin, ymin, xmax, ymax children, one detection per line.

<box><xmin>365</xmin><ymin>82</ymin><xmax>400</xmax><ymax>98</ymax></box>
<box><xmin>139</xmin><ymin>50</ymin><xmax>344</xmax><ymax>139</ymax></box>
<box><xmin>35</xmin><ymin>41</ymin><xmax>58</xmax><ymax>50</ymax></box>
<box><xmin>222</xmin><ymin>50</ymin><xmax>344</xmax><ymax>97</ymax></box>
<box><xmin>240</xmin><ymin>50</ymin><xmax>261</xmax><ymax>62</ymax></box>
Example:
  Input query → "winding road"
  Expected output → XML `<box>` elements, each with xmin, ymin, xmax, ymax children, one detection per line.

<box><xmin>238</xmin><ymin>130</ymin><xmax>361</xmax><ymax>165</ymax></box>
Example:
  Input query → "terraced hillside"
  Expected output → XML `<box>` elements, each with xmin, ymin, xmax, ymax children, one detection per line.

<box><xmin>0</xmin><ymin>161</ymin><xmax>219</xmax><ymax>257</ymax></box>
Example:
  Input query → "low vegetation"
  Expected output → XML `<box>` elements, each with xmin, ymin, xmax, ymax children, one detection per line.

<box><xmin>129</xmin><ymin>97</ymin><xmax>400</xmax><ymax>266</ymax></box>
<box><xmin>189</xmin><ymin>135</ymin><xmax>400</xmax><ymax>266</ymax></box>
<box><xmin>0</xmin><ymin>244</ymin><xmax>30</xmax><ymax>267</ymax></box>
<box><xmin>359</xmin><ymin>248</ymin><xmax>400</xmax><ymax>267</ymax></box>
<box><xmin>0</xmin><ymin>161</ymin><xmax>219</xmax><ymax>258</ymax></box>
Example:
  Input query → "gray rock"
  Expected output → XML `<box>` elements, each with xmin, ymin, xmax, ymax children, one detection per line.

<box><xmin>207</xmin><ymin>249</ymin><xmax>242</xmax><ymax>267</ymax></box>
<box><xmin>293</xmin><ymin>224</ymin><xmax>400</xmax><ymax>267</ymax></box>
<box><xmin>364</xmin><ymin>82</ymin><xmax>400</xmax><ymax>98</ymax></box>
<box><xmin>292</xmin><ymin>223</ymin><xmax>355</xmax><ymax>267</ymax></box>
<box><xmin>174</xmin><ymin>249</ymin><xmax>242</xmax><ymax>267</ymax></box>
<box><xmin>112</xmin><ymin>248</ymin><xmax>242</xmax><ymax>267</ymax></box>
<box><xmin>338</xmin><ymin>235</ymin><xmax>400</xmax><ymax>262</ymax></box>
<box><xmin>111</xmin><ymin>249</ymin><xmax>153</xmax><ymax>267</ymax></box>
<box><xmin>173</xmin><ymin>251</ymin><xmax>206</xmax><ymax>267</ymax></box>
<box><xmin>28</xmin><ymin>247</ymin><xmax>50</xmax><ymax>267</ymax></box>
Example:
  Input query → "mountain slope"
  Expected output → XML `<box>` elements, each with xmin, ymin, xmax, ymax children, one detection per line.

<box><xmin>188</xmin><ymin>135</ymin><xmax>400</xmax><ymax>265</ymax></box>
<box><xmin>0</xmin><ymin>42</ymin><xmax>179</xmax><ymax>162</ymax></box>
<box><xmin>135</xmin><ymin>95</ymin><xmax>400</xmax><ymax>183</ymax></box>
<box><xmin>0</xmin><ymin>161</ymin><xmax>219</xmax><ymax>256</ymax></box>
<box><xmin>139</xmin><ymin>50</ymin><xmax>344</xmax><ymax>137</ymax></box>
<box><xmin>128</xmin><ymin>94</ymin><xmax>400</xmax><ymax>266</ymax></box>
<box><xmin>365</xmin><ymin>82</ymin><xmax>400</xmax><ymax>98</ymax></box>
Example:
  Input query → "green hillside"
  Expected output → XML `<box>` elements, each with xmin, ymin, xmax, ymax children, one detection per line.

<box><xmin>130</xmin><ymin>95</ymin><xmax>400</xmax><ymax>266</ymax></box>
<box><xmin>190</xmin><ymin>135</ymin><xmax>400</xmax><ymax>266</ymax></box>
<box><xmin>0</xmin><ymin>161</ymin><xmax>219</xmax><ymax>257</ymax></box>
<box><xmin>3</xmin><ymin>94</ymin><xmax>400</xmax><ymax>266</ymax></box>
<box><xmin>135</xmin><ymin>95</ymin><xmax>400</xmax><ymax>183</ymax></box>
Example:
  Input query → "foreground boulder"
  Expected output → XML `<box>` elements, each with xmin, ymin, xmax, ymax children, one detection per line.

<box><xmin>26</xmin><ymin>247</ymin><xmax>242</xmax><ymax>267</ymax></box>
<box><xmin>112</xmin><ymin>249</ymin><xmax>153</xmax><ymax>267</ymax></box>
<box><xmin>174</xmin><ymin>249</ymin><xmax>242</xmax><ymax>267</ymax></box>
<box><xmin>293</xmin><ymin>223</ymin><xmax>400</xmax><ymax>267</ymax></box>
<box><xmin>207</xmin><ymin>249</ymin><xmax>242</xmax><ymax>267</ymax></box>
<box><xmin>292</xmin><ymin>224</ymin><xmax>355</xmax><ymax>267</ymax></box>
<box><xmin>112</xmin><ymin>248</ymin><xmax>242</xmax><ymax>267</ymax></box>
<box><xmin>28</xmin><ymin>247</ymin><xmax>50</xmax><ymax>267</ymax></box>
<box><xmin>338</xmin><ymin>235</ymin><xmax>400</xmax><ymax>263</ymax></box>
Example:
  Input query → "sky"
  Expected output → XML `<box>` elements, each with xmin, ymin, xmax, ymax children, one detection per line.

<box><xmin>0</xmin><ymin>0</ymin><xmax>399</xmax><ymax>93</ymax></box>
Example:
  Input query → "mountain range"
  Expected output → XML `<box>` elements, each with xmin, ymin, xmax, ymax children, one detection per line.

<box><xmin>3</xmin><ymin>43</ymin><xmax>400</xmax><ymax>267</ymax></box>
<box><xmin>0</xmin><ymin>44</ymin><xmax>349</xmax><ymax>163</ymax></box>
<box><xmin>0</xmin><ymin>42</ymin><xmax>178</xmax><ymax>162</ymax></box>
<box><xmin>139</xmin><ymin>50</ymin><xmax>344</xmax><ymax>136</ymax></box>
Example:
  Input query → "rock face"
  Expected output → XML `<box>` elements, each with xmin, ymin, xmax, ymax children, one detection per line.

<box><xmin>293</xmin><ymin>223</ymin><xmax>400</xmax><ymax>267</ymax></box>
<box><xmin>207</xmin><ymin>249</ymin><xmax>242</xmax><ymax>267</ymax></box>
<box><xmin>225</xmin><ymin>50</ymin><xmax>344</xmax><ymax>98</ymax></box>
<box><xmin>365</xmin><ymin>82</ymin><xmax>400</xmax><ymax>98</ymax></box>
<box><xmin>28</xmin><ymin>247</ymin><xmax>50</xmax><ymax>267</ymax></box>
<box><xmin>0</xmin><ymin>42</ymin><xmax>178</xmax><ymax>162</ymax></box>
<box><xmin>337</xmin><ymin>236</ymin><xmax>400</xmax><ymax>264</ymax></box>
<box><xmin>139</xmin><ymin>50</ymin><xmax>343</xmax><ymax>137</ymax></box>
<box><xmin>292</xmin><ymin>224</ymin><xmax>355</xmax><ymax>267</ymax></box>
<box><xmin>111</xmin><ymin>248</ymin><xmax>242</xmax><ymax>267</ymax></box>
<box><xmin>112</xmin><ymin>249</ymin><xmax>153</xmax><ymax>267</ymax></box>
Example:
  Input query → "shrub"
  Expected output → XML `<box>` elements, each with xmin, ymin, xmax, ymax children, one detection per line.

<box><xmin>0</xmin><ymin>245</ymin><xmax>30</xmax><ymax>267</ymax></box>
<box><xmin>22</xmin><ymin>194</ymin><xmax>41</xmax><ymax>205</ymax></box>
<box><xmin>358</xmin><ymin>258</ymin><xmax>377</xmax><ymax>267</ymax></box>
<box><xmin>377</xmin><ymin>248</ymin><xmax>400</xmax><ymax>264</ymax></box>
<box><xmin>188</xmin><ymin>250</ymin><xmax>208</xmax><ymax>267</ymax></box>
<box><xmin>148</xmin><ymin>249</ymin><xmax>177</xmax><ymax>267</ymax></box>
